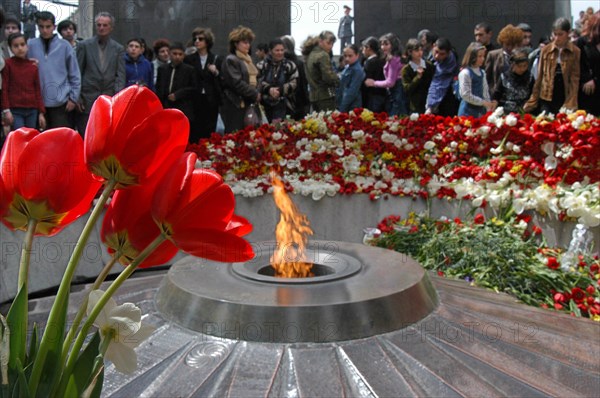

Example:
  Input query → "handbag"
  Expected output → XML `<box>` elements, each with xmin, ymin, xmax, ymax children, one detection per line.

<box><xmin>243</xmin><ymin>103</ymin><xmax>261</xmax><ymax>127</ymax></box>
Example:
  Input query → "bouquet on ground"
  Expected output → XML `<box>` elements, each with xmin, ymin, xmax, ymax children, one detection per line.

<box><xmin>371</xmin><ymin>212</ymin><xmax>600</xmax><ymax>319</ymax></box>
<box><xmin>0</xmin><ymin>86</ymin><xmax>254</xmax><ymax>397</ymax></box>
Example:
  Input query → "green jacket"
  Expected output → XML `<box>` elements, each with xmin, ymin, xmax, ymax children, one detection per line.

<box><xmin>305</xmin><ymin>46</ymin><xmax>339</xmax><ymax>102</ymax></box>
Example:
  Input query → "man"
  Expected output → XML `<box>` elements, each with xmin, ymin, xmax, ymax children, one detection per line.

<box><xmin>76</xmin><ymin>11</ymin><xmax>125</xmax><ymax>134</ymax></box>
<box><xmin>27</xmin><ymin>11</ymin><xmax>81</xmax><ymax>129</ymax></box>
<box><xmin>425</xmin><ymin>38</ymin><xmax>458</xmax><ymax>116</ymax></box>
<box><xmin>417</xmin><ymin>29</ymin><xmax>438</xmax><ymax>62</ymax></box>
<box><xmin>517</xmin><ymin>23</ymin><xmax>533</xmax><ymax>50</ymax></box>
<box><xmin>21</xmin><ymin>0</ymin><xmax>37</xmax><ymax>40</ymax></box>
<box><xmin>474</xmin><ymin>22</ymin><xmax>497</xmax><ymax>53</ymax></box>
<box><xmin>338</xmin><ymin>5</ymin><xmax>353</xmax><ymax>54</ymax></box>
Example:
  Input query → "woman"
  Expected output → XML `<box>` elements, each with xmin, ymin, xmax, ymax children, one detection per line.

<box><xmin>301</xmin><ymin>31</ymin><xmax>339</xmax><ymax>112</ymax></box>
<box><xmin>524</xmin><ymin>18</ymin><xmax>581</xmax><ymax>114</ymax></box>
<box><xmin>361</xmin><ymin>36</ymin><xmax>387</xmax><ymax>112</ymax></box>
<box><xmin>257</xmin><ymin>38</ymin><xmax>298</xmax><ymax>123</ymax></box>
<box><xmin>577</xmin><ymin>13</ymin><xmax>600</xmax><ymax>115</ymax></box>
<box><xmin>220</xmin><ymin>25</ymin><xmax>260</xmax><ymax>133</ymax></box>
<box><xmin>364</xmin><ymin>33</ymin><xmax>408</xmax><ymax>116</ymax></box>
<box><xmin>152</xmin><ymin>38</ymin><xmax>170</xmax><ymax>85</ymax></box>
<box><xmin>281</xmin><ymin>35</ymin><xmax>310</xmax><ymax>120</ymax></box>
<box><xmin>184</xmin><ymin>27</ymin><xmax>222</xmax><ymax>141</ymax></box>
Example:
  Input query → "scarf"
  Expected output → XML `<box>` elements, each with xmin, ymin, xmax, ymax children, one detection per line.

<box><xmin>236</xmin><ymin>50</ymin><xmax>258</xmax><ymax>87</ymax></box>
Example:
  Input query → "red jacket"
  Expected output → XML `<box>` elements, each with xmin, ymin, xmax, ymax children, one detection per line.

<box><xmin>1</xmin><ymin>57</ymin><xmax>45</xmax><ymax>113</ymax></box>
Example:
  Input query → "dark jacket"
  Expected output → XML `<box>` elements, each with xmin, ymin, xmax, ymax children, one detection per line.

<box><xmin>362</xmin><ymin>55</ymin><xmax>387</xmax><ymax>106</ymax></box>
<box><xmin>184</xmin><ymin>51</ymin><xmax>222</xmax><ymax>104</ymax></box>
<box><xmin>155</xmin><ymin>62</ymin><xmax>197</xmax><ymax>121</ymax></box>
<box><xmin>402</xmin><ymin>61</ymin><xmax>435</xmax><ymax>113</ymax></box>
<box><xmin>124</xmin><ymin>53</ymin><xmax>154</xmax><ymax>91</ymax></box>
<box><xmin>220</xmin><ymin>54</ymin><xmax>258</xmax><ymax>109</ymax></box>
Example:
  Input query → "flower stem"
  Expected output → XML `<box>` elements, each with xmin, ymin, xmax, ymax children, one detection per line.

<box><xmin>57</xmin><ymin>234</ymin><xmax>166</xmax><ymax>397</ymax></box>
<box><xmin>29</xmin><ymin>180</ymin><xmax>117</xmax><ymax>398</ymax></box>
<box><xmin>60</xmin><ymin>255</ymin><xmax>119</xmax><ymax>366</ymax></box>
<box><xmin>17</xmin><ymin>219</ymin><xmax>38</xmax><ymax>291</ymax></box>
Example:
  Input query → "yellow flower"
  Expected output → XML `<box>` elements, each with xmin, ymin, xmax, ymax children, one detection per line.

<box><xmin>488</xmin><ymin>171</ymin><xmax>498</xmax><ymax>178</ymax></box>
<box><xmin>381</xmin><ymin>152</ymin><xmax>394</xmax><ymax>161</ymax></box>
<box><xmin>360</xmin><ymin>109</ymin><xmax>374</xmax><ymax>122</ymax></box>
<box><xmin>458</xmin><ymin>142</ymin><xmax>468</xmax><ymax>152</ymax></box>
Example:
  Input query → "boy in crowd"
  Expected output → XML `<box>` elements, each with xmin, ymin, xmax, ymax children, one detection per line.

<box><xmin>1</xmin><ymin>16</ymin><xmax>20</xmax><ymax>58</ymax></box>
<box><xmin>156</xmin><ymin>42</ymin><xmax>196</xmax><ymax>137</ymax></box>
<box><xmin>27</xmin><ymin>11</ymin><xmax>81</xmax><ymax>129</ymax></box>
<box><xmin>124</xmin><ymin>37</ymin><xmax>154</xmax><ymax>90</ymax></box>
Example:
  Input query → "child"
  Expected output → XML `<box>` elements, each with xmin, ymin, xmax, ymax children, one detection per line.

<box><xmin>1</xmin><ymin>33</ymin><xmax>45</xmax><ymax>130</ymax></box>
<box><xmin>124</xmin><ymin>37</ymin><xmax>154</xmax><ymax>90</ymax></box>
<box><xmin>364</xmin><ymin>33</ymin><xmax>407</xmax><ymax>116</ymax></box>
<box><xmin>458</xmin><ymin>42</ymin><xmax>494</xmax><ymax>117</ymax></box>
<box><xmin>402</xmin><ymin>38</ymin><xmax>435</xmax><ymax>113</ymax></box>
<box><xmin>337</xmin><ymin>44</ymin><xmax>365</xmax><ymax>112</ymax></box>
<box><xmin>155</xmin><ymin>42</ymin><xmax>196</xmax><ymax>138</ymax></box>
<box><xmin>492</xmin><ymin>49</ymin><xmax>534</xmax><ymax>113</ymax></box>
<box><xmin>361</xmin><ymin>36</ymin><xmax>387</xmax><ymax>112</ymax></box>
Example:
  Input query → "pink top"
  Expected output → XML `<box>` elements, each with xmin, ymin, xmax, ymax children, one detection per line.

<box><xmin>373</xmin><ymin>56</ymin><xmax>403</xmax><ymax>88</ymax></box>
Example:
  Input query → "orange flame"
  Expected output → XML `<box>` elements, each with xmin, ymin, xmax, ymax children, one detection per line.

<box><xmin>270</xmin><ymin>175</ymin><xmax>314</xmax><ymax>278</ymax></box>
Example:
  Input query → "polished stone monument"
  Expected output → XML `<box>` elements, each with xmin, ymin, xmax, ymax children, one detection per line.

<box><xmin>87</xmin><ymin>0</ymin><xmax>571</xmax><ymax>56</ymax></box>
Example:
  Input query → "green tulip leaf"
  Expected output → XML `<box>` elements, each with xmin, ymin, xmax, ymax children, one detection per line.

<box><xmin>63</xmin><ymin>332</ymin><xmax>101</xmax><ymax>397</ymax></box>
<box><xmin>6</xmin><ymin>287</ymin><xmax>27</xmax><ymax>373</ymax></box>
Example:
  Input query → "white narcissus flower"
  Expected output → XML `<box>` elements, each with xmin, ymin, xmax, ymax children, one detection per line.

<box><xmin>87</xmin><ymin>290</ymin><xmax>155</xmax><ymax>374</ymax></box>
<box><xmin>505</xmin><ymin>113</ymin><xmax>518</xmax><ymax>126</ymax></box>
<box><xmin>424</xmin><ymin>141</ymin><xmax>436</xmax><ymax>150</ymax></box>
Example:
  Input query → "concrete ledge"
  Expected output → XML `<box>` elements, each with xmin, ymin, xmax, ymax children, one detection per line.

<box><xmin>1</xmin><ymin>195</ymin><xmax>597</xmax><ymax>302</ymax></box>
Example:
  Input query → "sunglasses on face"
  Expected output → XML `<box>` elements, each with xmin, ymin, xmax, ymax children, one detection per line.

<box><xmin>194</xmin><ymin>37</ymin><xmax>205</xmax><ymax>42</ymax></box>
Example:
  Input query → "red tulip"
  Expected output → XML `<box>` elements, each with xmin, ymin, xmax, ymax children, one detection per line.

<box><xmin>101</xmin><ymin>185</ymin><xmax>178</xmax><ymax>268</ymax></box>
<box><xmin>152</xmin><ymin>153</ymin><xmax>254</xmax><ymax>262</ymax></box>
<box><xmin>0</xmin><ymin>128</ymin><xmax>101</xmax><ymax>236</ymax></box>
<box><xmin>85</xmin><ymin>85</ymin><xmax>188</xmax><ymax>188</ymax></box>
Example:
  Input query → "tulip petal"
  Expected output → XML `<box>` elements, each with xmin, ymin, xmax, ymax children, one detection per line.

<box><xmin>0</xmin><ymin>128</ymin><xmax>39</xmax><ymax>194</ymax></box>
<box><xmin>172</xmin><ymin>228</ymin><xmax>255</xmax><ymax>262</ymax></box>
<box><xmin>17</xmin><ymin>128</ymin><xmax>99</xmax><ymax>214</ymax></box>
<box><xmin>118</xmin><ymin>109</ymin><xmax>189</xmax><ymax>182</ymax></box>
<box><xmin>85</xmin><ymin>96</ymin><xmax>114</xmax><ymax>169</ymax></box>
<box><xmin>226</xmin><ymin>215</ymin><xmax>253</xmax><ymax>237</ymax></box>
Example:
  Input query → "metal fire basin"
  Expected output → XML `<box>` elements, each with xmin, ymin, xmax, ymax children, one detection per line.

<box><xmin>156</xmin><ymin>241</ymin><xmax>438</xmax><ymax>343</ymax></box>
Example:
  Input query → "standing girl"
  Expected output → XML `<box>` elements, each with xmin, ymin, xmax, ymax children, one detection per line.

<box><xmin>1</xmin><ymin>33</ymin><xmax>45</xmax><ymax>129</ymax></box>
<box><xmin>402</xmin><ymin>38</ymin><xmax>435</xmax><ymax>113</ymax></box>
<box><xmin>364</xmin><ymin>33</ymin><xmax>407</xmax><ymax>116</ymax></box>
<box><xmin>458</xmin><ymin>42</ymin><xmax>494</xmax><ymax>117</ymax></box>
<box><xmin>337</xmin><ymin>44</ymin><xmax>365</xmax><ymax>112</ymax></box>
<box><xmin>361</xmin><ymin>36</ymin><xmax>386</xmax><ymax>112</ymax></box>
<box><xmin>492</xmin><ymin>48</ymin><xmax>534</xmax><ymax>113</ymax></box>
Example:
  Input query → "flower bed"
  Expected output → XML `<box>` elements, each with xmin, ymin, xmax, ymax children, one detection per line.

<box><xmin>189</xmin><ymin>108</ymin><xmax>599</xmax><ymax>228</ymax></box>
<box><xmin>371</xmin><ymin>212</ymin><xmax>600</xmax><ymax>320</ymax></box>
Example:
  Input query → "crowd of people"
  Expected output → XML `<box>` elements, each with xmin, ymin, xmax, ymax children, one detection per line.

<box><xmin>0</xmin><ymin>6</ymin><xmax>598</xmax><ymax>147</ymax></box>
